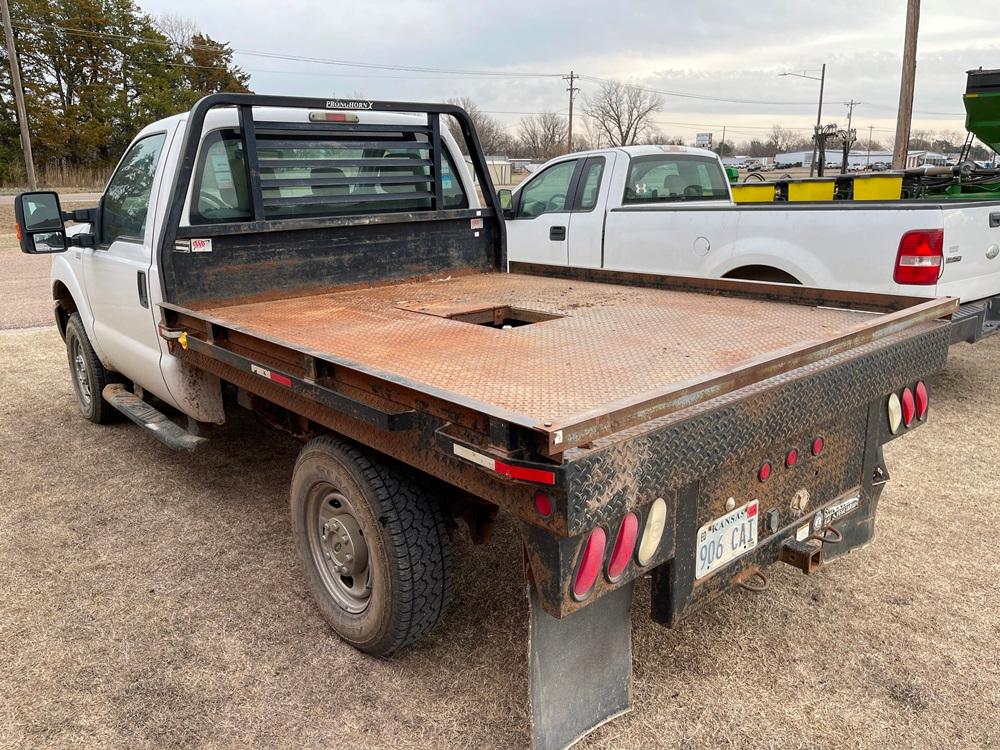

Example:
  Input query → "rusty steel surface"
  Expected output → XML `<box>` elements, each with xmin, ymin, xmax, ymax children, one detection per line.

<box><xmin>190</xmin><ymin>272</ymin><xmax>936</xmax><ymax>437</ymax></box>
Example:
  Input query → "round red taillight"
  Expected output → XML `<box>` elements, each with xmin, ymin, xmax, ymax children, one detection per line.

<box><xmin>811</xmin><ymin>437</ymin><xmax>824</xmax><ymax>456</ymax></box>
<box><xmin>758</xmin><ymin>462</ymin><xmax>772</xmax><ymax>482</ymax></box>
<box><xmin>534</xmin><ymin>491</ymin><xmax>553</xmax><ymax>517</ymax></box>
<box><xmin>573</xmin><ymin>528</ymin><xmax>607</xmax><ymax>600</ymax></box>
<box><xmin>785</xmin><ymin>448</ymin><xmax>798</xmax><ymax>468</ymax></box>
<box><xmin>606</xmin><ymin>513</ymin><xmax>639</xmax><ymax>581</ymax></box>
<box><xmin>914</xmin><ymin>381</ymin><xmax>928</xmax><ymax>420</ymax></box>
<box><xmin>901</xmin><ymin>387</ymin><xmax>915</xmax><ymax>427</ymax></box>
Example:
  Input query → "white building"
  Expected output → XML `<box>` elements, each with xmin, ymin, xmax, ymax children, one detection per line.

<box><xmin>484</xmin><ymin>156</ymin><xmax>513</xmax><ymax>186</ymax></box>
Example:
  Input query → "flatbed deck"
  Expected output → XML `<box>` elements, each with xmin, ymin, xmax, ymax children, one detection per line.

<box><xmin>171</xmin><ymin>269</ymin><xmax>950</xmax><ymax>454</ymax></box>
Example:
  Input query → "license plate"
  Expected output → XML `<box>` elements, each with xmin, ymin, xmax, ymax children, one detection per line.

<box><xmin>695</xmin><ymin>500</ymin><xmax>759</xmax><ymax>580</ymax></box>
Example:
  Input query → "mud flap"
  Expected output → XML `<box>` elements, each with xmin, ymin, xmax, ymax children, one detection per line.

<box><xmin>528</xmin><ymin>579</ymin><xmax>634</xmax><ymax>750</ymax></box>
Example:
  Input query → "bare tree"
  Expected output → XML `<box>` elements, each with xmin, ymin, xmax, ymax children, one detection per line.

<box><xmin>767</xmin><ymin>125</ymin><xmax>800</xmax><ymax>154</ymax></box>
<box><xmin>445</xmin><ymin>97</ymin><xmax>515</xmax><ymax>156</ymax></box>
<box><xmin>582</xmin><ymin>80</ymin><xmax>662</xmax><ymax>146</ymax></box>
<box><xmin>517</xmin><ymin>112</ymin><xmax>567</xmax><ymax>159</ymax></box>
<box><xmin>154</xmin><ymin>12</ymin><xmax>198</xmax><ymax>53</ymax></box>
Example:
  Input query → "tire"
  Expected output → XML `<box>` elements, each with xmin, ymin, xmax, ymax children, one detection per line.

<box><xmin>290</xmin><ymin>435</ymin><xmax>452</xmax><ymax>656</ymax></box>
<box><xmin>64</xmin><ymin>313</ymin><xmax>119</xmax><ymax>424</ymax></box>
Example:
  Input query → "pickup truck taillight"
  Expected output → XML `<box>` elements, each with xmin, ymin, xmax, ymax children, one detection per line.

<box><xmin>893</xmin><ymin>229</ymin><xmax>944</xmax><ymax>285</ymax></box>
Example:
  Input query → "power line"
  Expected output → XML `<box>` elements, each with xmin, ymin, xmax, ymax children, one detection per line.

<box><xmin>20</xmin><ymin>22</ymin><xmax>564</xmax><ymax>78</ymax></box>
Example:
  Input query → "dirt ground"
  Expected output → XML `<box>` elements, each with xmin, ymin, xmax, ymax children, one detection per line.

<box><xmin>0</xmin><ymin>217</ymin><xmax>998</xmax><ymax>749</ymax></box>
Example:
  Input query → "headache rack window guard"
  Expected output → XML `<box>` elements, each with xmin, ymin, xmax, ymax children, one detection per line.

<box><xmin>159</xmin><ymin>93</ymin><xmax>504</xmax><ymax>257</ymax></box>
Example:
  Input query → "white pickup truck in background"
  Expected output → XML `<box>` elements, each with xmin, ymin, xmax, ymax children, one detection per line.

<box><xmin>503</xmin><ymin>145</ymin><xmax>1000</xmax><ymax>343</ymax></box>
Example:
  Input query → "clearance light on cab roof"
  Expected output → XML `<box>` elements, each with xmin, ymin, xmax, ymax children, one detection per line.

<box><xmin>309</xmin><ymin>112</ymin><xmax>360</xmax><ymax>123</ymax></box>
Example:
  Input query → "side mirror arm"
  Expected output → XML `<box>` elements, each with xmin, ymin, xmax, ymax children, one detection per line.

<box><xmin>68</xmin><ymin>233</ymin><xmax>95</xmax><ymax>248</ymax></box>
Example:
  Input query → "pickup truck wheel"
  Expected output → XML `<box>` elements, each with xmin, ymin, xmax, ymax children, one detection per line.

<box><xmin>290</xmin><ymin>435</ymin><xmax>452</xmax><ymax>656</ymax></box>
<box><xmin>64</xmin><ymin>313</ymin><xmax>119</xmax><ymax>424</ymax></box>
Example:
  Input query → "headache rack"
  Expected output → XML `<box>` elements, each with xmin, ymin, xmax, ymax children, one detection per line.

<box><xmin>158</xmin><ymin>94</ymin><xmax>506</xmax><ymax>307</ymax></box>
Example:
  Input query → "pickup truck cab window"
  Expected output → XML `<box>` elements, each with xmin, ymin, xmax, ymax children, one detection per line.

<box><xmin>575</xmin><ymin>157</ymin><xmax>605</xmax><ymax>211</ymax></box>
<box><xmin>623</xmin><ymin>154</ymin><xmax>728</xmax><ymax>204</ymax></box>
<box><xmin>191</xmin><ymin>129</ymin><xmax>469</xmax><ymax>224</ymax></box>
<box><xmin>101</xmin><ymin>133</ymin><xmax>167</xmax><ymax>244</ymax></box>
<box><xmin>517</xmin><ymin>159</ymin><xmax>579</xmax><ymax>218</ymax></box>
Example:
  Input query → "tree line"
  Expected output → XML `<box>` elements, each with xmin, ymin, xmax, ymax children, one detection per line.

<box><xmin>0</xmin><ymin>0</ymin><xmax>250</xmax><ymax>182</ymax></box>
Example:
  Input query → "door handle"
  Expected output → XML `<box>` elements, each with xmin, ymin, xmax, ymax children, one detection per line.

<box><xmin>136</xmin><ymin>271</ymin><xmax>148</xmax><ymax>308</ymax></box>
<box><xmin>550</xmin><ymin>226</ymin><xmax>566</xmax><ymax>241</ymax></box>
<box><xmin>990</xmin><ymin>211</ymin><xmax>999</xmax><ymax>229</ymax></box>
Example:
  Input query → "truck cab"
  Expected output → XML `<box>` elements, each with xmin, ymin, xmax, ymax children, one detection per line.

<box><xmin>506</xmin><ymin>145</ymin><xmax>731</xmax><ymax>269</ymax></box>
<box><xmin>28</xmin><ymin>105</ymin><xmax>478</xmax><ymax>424</ymax></box>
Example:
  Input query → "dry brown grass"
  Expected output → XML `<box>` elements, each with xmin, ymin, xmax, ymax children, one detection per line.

<box><xmin>0</xmin><ymin>225</ymin><xmax>997</xmax><ymax>749</ymax></box>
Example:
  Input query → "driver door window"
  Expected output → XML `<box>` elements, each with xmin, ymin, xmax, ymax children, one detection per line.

<box><xmin>516</xmin><ymin>160</ymin><xmax>578</xmax><ymax>218</ymax></box>
<box><xmin>101</xmin><ymin>133</ymin><xmax>166</xmax><ymax>245</ymax></box>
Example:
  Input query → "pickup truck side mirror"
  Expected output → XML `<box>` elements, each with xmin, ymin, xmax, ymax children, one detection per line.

<box><xmin>497</xmin><ymin>188</ymin><xmax>515</xmax><ymax>218</ymax></box>
<box><xmin>14</xmin><ymin>191</ymin><xmax>68</xmax><ymax>254</ymax></box>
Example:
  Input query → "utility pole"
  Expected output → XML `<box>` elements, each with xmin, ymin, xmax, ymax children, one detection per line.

<box><xmin>720</xmin><ymin>125</ymin><xmax>726</xmax><ymax>155</ymax></box>
<box><xmin>780</xmin><ymin>65</ymin><xmax>825</xmax><ymax>177</ymax></box>
<box><xmin>892</xmin><ymin>0</ymin><xmax>920</xmax><ymax>170</ymax></box>
<box><xmin>563</xmin><ymin>70</ymin><xmax>579</xmax><ymax>153</ymax></box>
<box><xmin>842</xmin><ymin>99</ymin><xmax>860</xmax><ymax>173</ymax></box>
<box><xmin>867</xmin><ymin>124</ymin><xmax>874</xmax><ymax>166</ymax></box>
<box><xmin>1</xmin><ymin>0</ymin><xmax>36</xmax><ymax>189</ymax></box>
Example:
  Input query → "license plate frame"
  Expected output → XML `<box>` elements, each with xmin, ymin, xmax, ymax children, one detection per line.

<box><xmin>695</xmin><ymin>499</ymin><xmax>759</xmax><ymax>580</ymax></box>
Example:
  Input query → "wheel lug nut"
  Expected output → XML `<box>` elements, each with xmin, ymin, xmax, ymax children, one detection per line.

<box><xmin>346</xmin><ymin>553</ymin><xmax>353</xmax><ymax>561</ymax></box>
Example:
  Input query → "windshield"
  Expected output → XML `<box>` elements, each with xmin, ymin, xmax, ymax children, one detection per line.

<box><xmin>623</xmin><ymin>154</ymin><xmax>729</xmax><ymax>204</ymax></box>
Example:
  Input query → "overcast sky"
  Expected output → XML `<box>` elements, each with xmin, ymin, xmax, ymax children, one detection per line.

<box><xmin>144</xmin><ymin>0</ymin><xmax>1000</xmax><ymax>146</ymax></box>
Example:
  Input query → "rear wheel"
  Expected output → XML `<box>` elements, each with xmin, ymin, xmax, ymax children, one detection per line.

<box><xmin>290</xmin><ymin>435</ymin><xmax>452</xmax><ymax>656</ymax></box>
<box><xmin>64</xmin><ymin>313</ymin><xmax>119</xmax><ymax>424</ymax></box>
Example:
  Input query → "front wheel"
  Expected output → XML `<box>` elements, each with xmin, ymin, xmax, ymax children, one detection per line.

<box><xmin>64</xmin><ymin>313</ymin><xmax>119</xmax><ymax>424</ymax></box>
<box><xmin>290</xmin><ymin>435</ymin><xmax>452</xmax><ymax>656</ymax></box>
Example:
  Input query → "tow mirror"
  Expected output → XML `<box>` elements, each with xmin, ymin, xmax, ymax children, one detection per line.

<box><xmin>498</xmin><ymin>188</ymin><xmax>514</xmax><ymax>218</ymax></box>
<box><xmin>14</xmin><ymin>191</ymin><xmax>67</xmax><ymax>254</ymax></box>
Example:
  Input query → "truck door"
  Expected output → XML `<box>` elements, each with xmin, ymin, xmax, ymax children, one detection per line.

<box><xmin>83</xmin><ymin>129</ymin><xmax>173</xmax><ymax>394</ymax></box>
<box><xmin>506</xmin><ymin>158</ymin><xmax>582</xmax><ymax>266</ymax></box>
<box><xmin>567</xmin><ymin>154</ymin><xmax>616</xmax><ymax>268</ymax></box>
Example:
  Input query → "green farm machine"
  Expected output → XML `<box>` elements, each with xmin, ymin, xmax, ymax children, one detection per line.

<box><xmin>906</xmin><ymin>67</ymin><xmax>1000</xmax><ymax>201</ymax></box>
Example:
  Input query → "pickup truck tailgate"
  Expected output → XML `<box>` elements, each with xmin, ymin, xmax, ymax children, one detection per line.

<box><xmin>938</xmin><ymin>203</ymin><xmax>1000</xmax><ymax>302</ymax></box>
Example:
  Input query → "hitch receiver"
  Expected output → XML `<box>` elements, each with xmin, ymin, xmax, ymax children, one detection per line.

<box><xmin>779</xmin><ymin>538</ymin><xmax>823</xmax><ymax>574</ymax></box>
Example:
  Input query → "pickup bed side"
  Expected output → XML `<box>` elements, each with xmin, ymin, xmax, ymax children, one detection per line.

<box><xmin>506</xmin><ymin>146</ymin><xmax>1000</xmax><ymax>342</ymax></box>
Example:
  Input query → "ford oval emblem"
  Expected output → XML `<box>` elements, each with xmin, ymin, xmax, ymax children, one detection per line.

<box><xmin>987</xmin><ymin>244</ymin><xmax>1000</xmax><ymax>260</ymax></box>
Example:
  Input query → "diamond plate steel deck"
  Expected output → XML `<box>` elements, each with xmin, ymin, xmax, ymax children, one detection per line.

<box><xmin>194</xmin><ymin>272</ymin><xmax>896</xmax><ymax>430</ymax></box>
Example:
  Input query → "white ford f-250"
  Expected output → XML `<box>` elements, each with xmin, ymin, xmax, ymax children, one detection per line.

<box><xmin>503</xmin><ymin>145</ymin><xmax>1000</xmax><ymax>343</ymax></box>
<box><xmin>13</xmin><ymin>95</ymin><xmax>958</xmax><ymax>750</ymax></box>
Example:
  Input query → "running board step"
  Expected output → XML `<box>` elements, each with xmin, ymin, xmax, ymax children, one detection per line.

<box><xmin>102</xmin><ymin>384</ymin><xmax>207</xmax><ymax>452</ymax></box>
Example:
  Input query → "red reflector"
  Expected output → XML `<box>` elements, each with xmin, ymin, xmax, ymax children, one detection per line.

<box><xmin>893</xmin><ymin>229</ymin><xmax>943</xmax><ymax>285</ymax></box>
<box><xmin>785</xmin><ymin>448</ymin><xmax>798</xmax><ymax>468</ymax></box>
<box><xmin>811</xmin><ymin>437</ymin><xmax>824</xmax><ymax>456</ymax></box>
<box><xmin>915</xmin><ymin>381</ymin><xmax>928</xmax><ymax>420</ymax></box>
<box><xmin>573</xmin><ymin>528</ymin><xmax>607</xmax><ymax>599</ymax></box>
<box><xmin>901</xmin><ymin>387</ymin><xmax>915</xmax><ymax>426</ymax></box>
<box><xmin>495</xmin><ymin>460</ymin><xmax>556</xmax><ymax>485</ymax></box>
<box><xmin>533</xmin><ymin>491</ymin><xmax>553</xmax><ymax>517</ymax></box>
<box><xmin>758</xmin><ymin>462</ymin><xmax>771</xmax><ymax>482</ymax></box>
<box><xmin>607</xmin><ymin>513</ymin><xmax>639</xmax><ymax>581</ymax></box>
